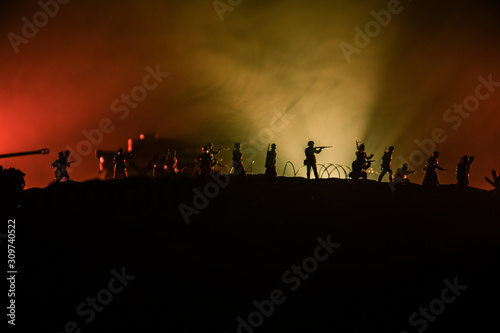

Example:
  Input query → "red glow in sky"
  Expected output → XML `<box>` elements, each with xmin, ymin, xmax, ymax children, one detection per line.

<box><xmin>1</xmin><ymin>0</ymin><xmax>499</xmax><ymax>189</ymax></box>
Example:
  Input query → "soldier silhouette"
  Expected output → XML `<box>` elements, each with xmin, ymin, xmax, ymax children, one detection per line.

<box><xmin>51</xmin><ymin>150</ymin><xmax>72</xmax><ymax>182</ymax></box>
<box><xmin>456</xmin><ymin>155</ymin><xmax>474</xmax><ymax>187</ymax></box>
<box><xmin>422</xmin><ymin>151</ymin><xmax>446</xmax><ymax>186</ymax></box>
<box><xmin>350</xmin><ymin>142</ymin><xmax>374</xmax><ymax>180</ymax></box>
<box><xmin>394</xmin><ymin>163</ymin><xmax>415</xmax><ymax>184</ymax></box>
<box><xmin>196</xmin><ymin>146</ymin><xmax>213</xmax><ymax>175</ymax></box>
<box><xmin>265</xmin><ymin>143</ymin><xmax>277</xmax><ymax>178</ymax></box>
<box><xmin>378</xmin><ymin>146</ymin><xmax>394</xmax><ymax>182</ymax></box>
<box><xmin>232</xmin><ymin>143</ymin><xmax>246</xmax><ymax>176</ymax></box>
<box><xmin>113</xmin><ymin>148</ymin><xmax>129</xmax><ymax>179</ymax></box>
<box><xmin>304</xmin><ymin>141</ymin><xmax>323</xmax><ymax>179</ymax></box>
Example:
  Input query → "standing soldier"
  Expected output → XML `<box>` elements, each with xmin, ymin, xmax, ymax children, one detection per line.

<box><xmin>378</xmin><ymin>146</ymin><xmax>394</xmax><ymax>182</ymax></box>
<box><xmin>196</xmin><ymin>146</ymin><xmax>213</xmax><ymax>175</ymax></box>
<box><xmin>304</xmin><ymin>141</ymin><xmax>324</xmax><ymax>179</ymax></box>
<box><xmin>232</xmin><ymin>143</ymin><xmax>246</xmax><ymax>176</ymax></box>
<box><xmin>265</xmin><ymin>143</ymin><xmax>277</xmax><ymax>178</ymax></box>
<box><xmin>422</xmin><ymin>151</ymin><xmax>446</xmax><ymax>186</ymax></box>
<box><xmin>456</xmin><ymin>155</ymin><xmax>474</xmax><ymax>187</ymax></box>
<box><xmin>113</xmin><ymin>148</ymin><xmax>130</xmax><ymax>179</ymax></box>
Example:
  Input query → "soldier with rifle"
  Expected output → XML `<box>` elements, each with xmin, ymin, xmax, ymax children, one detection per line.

<box><xmin>113</xmin><ymin>148</ymin><xmax>134</xmax><ymax>179</ymax></box>
<box><xmin>304</xmin><ymin>141</ymin><xmax>331</xmax><ymax>179</ymax></box>
<box><xmin>51</xmin><ymin>150</ymin><xmax>74</xmax><ymax>183</ymax></box>
<box><xmin>196</xmin><ymin>146</ymin><xmax>213</xmax><ymax>175</ymax></box>
<box><xmin>422</xmin><ymin>151</ymin><xmax>446</xmax><ymax>186</ymax></box>
<box><xmin>378</xmin><ymin>146</ymin><xmax>394</xmax><ymax>182</ymax></box>
<box><xmin>349</xmin><ymin>140</ymin><xmax>374</xmax><ymax>180</ymax></box>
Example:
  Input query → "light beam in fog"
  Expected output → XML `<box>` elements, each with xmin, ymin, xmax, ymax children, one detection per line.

<box><xmin>0</xmin><ymin>0</ymin><xmax>499</xmax><ymax>189</ymax></box>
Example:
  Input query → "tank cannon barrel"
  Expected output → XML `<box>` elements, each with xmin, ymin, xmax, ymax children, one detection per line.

<box><xmin>0</xmin><ymin>148</ymin><xmax>49</xmax><ymax>159</ymax></box>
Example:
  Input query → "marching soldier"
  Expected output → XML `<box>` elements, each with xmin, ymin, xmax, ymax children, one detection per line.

<box><xmin>51</xmin><ymin>150</ymin><xmax>72</xmax><ymax>183</ymax></box>
<box><xmin>378</xmin><ymin>146</ymin><xmax>394</xmax><ymax>182</ymax></box>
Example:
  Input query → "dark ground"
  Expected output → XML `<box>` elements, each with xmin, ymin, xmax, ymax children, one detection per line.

<box><xmin>3</xmin><ymin>175</ymin><xmax>500</xmax><ymax>332</ymax></box>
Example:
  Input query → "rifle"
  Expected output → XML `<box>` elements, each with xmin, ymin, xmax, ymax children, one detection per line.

<box><xmin>316</xmin><ymin>146</ymin><xmax>333</xmax><ymax>149</ymax></box>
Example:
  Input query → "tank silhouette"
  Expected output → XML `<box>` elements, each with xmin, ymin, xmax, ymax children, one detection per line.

<box><xmin>0</xmin><ymin>148</ymin><xmax>49</xmax><ymax>193</ymax></box>
<box><xmin>0</xmin><ymin>148</ymin><xmax>49</xmax><ymax>159</ymax></box>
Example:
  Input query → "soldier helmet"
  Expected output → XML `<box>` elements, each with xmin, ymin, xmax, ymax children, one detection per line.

<box><xmin>308</xmin><ymin>141</ymin><xmax>314</xmax><ymax>146</ymax></box>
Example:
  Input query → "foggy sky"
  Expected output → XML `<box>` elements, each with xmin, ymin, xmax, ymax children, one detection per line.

<box><xmin>1</xmin><ymin>0</ymin><xmax>499</xmax><ymax>189</ymax></box>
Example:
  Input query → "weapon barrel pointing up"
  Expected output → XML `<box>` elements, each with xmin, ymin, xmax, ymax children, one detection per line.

<box><xmin>0</xmin><ymin>148</ymin><xmax>50</xmax><ymax>159</ymax></box>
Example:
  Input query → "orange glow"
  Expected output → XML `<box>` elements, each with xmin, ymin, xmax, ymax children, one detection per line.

<box><xmin>1</xmin><ymin>1</ymin><xmax>499</xmax><ymax>189</ymax></box>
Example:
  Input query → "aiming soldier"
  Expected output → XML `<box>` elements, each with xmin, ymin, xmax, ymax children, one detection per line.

<box><xmin>422</xmin><ymin>151</ymin><xmax>446</xmax><ymax>186</ymax></box>
<box><xmin>378</xmin><ymin>146</ymin><xmax>394</xmax><ymax>182</ymax></box>
<box><xmin>304</xmin><ymin>141</ymin><xmax>326</xmax><ymax>179</ymax></box>
<box><xmin>265</xmin><ymin>143</ymin><xmax>277</xmax><ymax>178</ymax></box>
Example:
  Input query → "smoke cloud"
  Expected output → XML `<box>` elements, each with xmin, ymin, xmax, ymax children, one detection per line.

<box><xmin>1</xmin><ymin>0</ymin><xmax>499</xmax><ymax>189</ymax></box>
